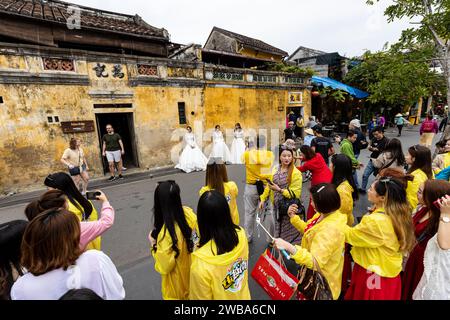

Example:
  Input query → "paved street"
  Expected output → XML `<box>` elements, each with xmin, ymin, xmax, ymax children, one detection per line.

<box><xmin>0</xmin><ymin>125</ymin><xmax>436</xmax><ymax>299</ymax></box>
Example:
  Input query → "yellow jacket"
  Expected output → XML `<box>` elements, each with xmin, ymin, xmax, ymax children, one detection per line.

<box><xmin>68</xmin><ymin>200</ymin><xmax>100</xmax><ymax>250</ymax></box>
<box><xmin>336</xmin><ymin>180</ymin><xmax>354</xmax><ymax>226</ymax></box>
<box><xmin>152</xmin><ymin>206</ymin><xmax>198</xmax><ymax>300</ymax></box>
<box><xmin>343</xmin><ymin>208</ymin><xmax>402</xmax><ymax>278</ymax></box>
<box><xmin>290</xmin><ymin>211</ymin><xmax>347</xmax><ymax>300</ymax></box>
<box><xmin>189</xmin><ymin>227</ymin><xmax>251</xmax><ymax>300</ymax></box>
<box><xmin>242</xmin><ymin>149</ymin><xmax>274</xmax><ymax>184</ymax></box>
<box><xmin>199</xmin><ymin>181</ymin><xmax>239</xmax><ymax>225</ymax></box>
<box><xmin>259</xmin><ymin>166</ymin><xmax>303</xmax><ymax>204</ymax></box>
<box><xmin>406</xmin><ymin>169</ymin><xmax>429</xmax><ymax>210</ymax></box>
<box><xmin>432</xmin><ymin>152</ymin><xmax>450</xmax><ymax>174</ymax></box>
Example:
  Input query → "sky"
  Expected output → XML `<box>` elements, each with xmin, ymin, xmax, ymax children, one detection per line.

<box><xmin>67</xmin><ymin>0</ymin><xmax>412</xmax><ymax>58</ymax></box>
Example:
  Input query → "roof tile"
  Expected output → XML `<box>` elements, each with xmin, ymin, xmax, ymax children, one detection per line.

<box><xmin>0</xmin><ymin>0</ymin><xmax>168</xmax><ymax>39</ymax></box>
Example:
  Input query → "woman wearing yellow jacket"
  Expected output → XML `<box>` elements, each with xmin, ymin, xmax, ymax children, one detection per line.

<box><xmin>199</xmin><ymin>159</ymin><xmax>239</xmax><ymax>225</ymax></box>
<box><xmin>405</xmin><ymin>145</ymin><xmax>433</xmax><ymax>210</ymax></box>
<box><xmin>344</xmin><ymin>177</ymin><xmax>416</xmax><ymax>300</ymax></box>
<box><xmin>258</xmin><ymin>145</ymin><xmax>303</xmax><ymax>244</ymax></box>
<box><xmin>190</xmin><ymin>190</ymin><xmax>250</xmax><ymax>300</ymax></box>
<box><xmin>330</xmin><ymin>154</ymin><xmax>358</xmax><ymax>226</ymax></box>
<box><xmin>149</xmin><ymin>180</ymin><xmax>198</xmax><ymax>300</ymax></box>
<box><xmin>44</xmin><ymin>172</ymin><xmax>100</xmax><ymax>250</ymax></box>
<box><xmin>274</xmin><ymin>183</ymin><xmax>347</xmax><ymax>300</ymax></box>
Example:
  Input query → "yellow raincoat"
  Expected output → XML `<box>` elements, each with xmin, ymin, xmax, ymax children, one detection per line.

<box><xmin>290</xmin><ymin>211</ymin><xmax>347</xmax><ymax>300</ymax></box>
<box><xmin>343</xmin><ymin>208</ymin><xmax>402</xmax><ymax>278</ymax></box>
<box><xmin>152</xmin><ymin>206</ymin><xmax>198</xmax><ymax>300</ymax></box>
<box><xmin>68</xmin><ymin>200</ymin><xmax>100</xmax><ymax>250</ymax></box>
<box><xmin>242</xmin><ymin>149</ymin><xmax>274</xmax><ymax>184</ymax></box>
<box><xmin>259</xmin><ymin>166</ymin><xmax>303</xmax><ymax>204</ymax></box>
<box><xmin>336</xmin><ymin>180</ymin><xmax>354</xmax><ymax>226</ymax></box>
<box><xmin>199</xmin><ymin>181</ymin><xmax>239</xmax><ymax>225</ymax></box>
<box><xmin>406</xmin><ymin>169</ymin><xmax>429</xmax><ymax>210</ymax></box>
<box><xmin>189</xmin><ymin>227</ymin><xmax>251</xmax><ymax>300</ymax></box>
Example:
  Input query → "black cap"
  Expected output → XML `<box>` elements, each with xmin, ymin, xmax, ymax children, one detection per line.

<box><xmin>312</xmin><ymin>125</ymin><xmax>322</xmax><ymax>133</ymax></box>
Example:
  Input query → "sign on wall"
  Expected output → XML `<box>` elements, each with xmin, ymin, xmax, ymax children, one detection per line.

<box><xmin>288</xmin><ymin>92</ymin><xmax>303</xmax><ymax>104</ymax></box>
<box><xmin>61</xmin><ymin>121</ymin><xmax>95</xmax><ymax>133</ymax></box>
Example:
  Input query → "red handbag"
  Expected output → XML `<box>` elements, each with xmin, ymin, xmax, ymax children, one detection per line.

<box><xmin>251</xmin><ymin>248</ymin><xmax>299</xmax><ymax>300</ymax></box>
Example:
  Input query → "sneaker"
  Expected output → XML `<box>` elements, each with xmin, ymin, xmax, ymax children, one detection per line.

<box><xmin>122</xmin><ymin>167</ymin><xmax>127</xmax><ymax>171</ymax></box>
<box><xmin>118</xmin><ymin>174</ymin><xmax>124</xmax><ymax>179</ymax></box>
<box><xmin>358</xmin><ymin>188</ymin><xmax>367</xmax><ymax>194</ymax></box>
<box><xmin>108</xmin><ymin>176</ymin><xmax>116</xmax><ymax>181</ymax></box>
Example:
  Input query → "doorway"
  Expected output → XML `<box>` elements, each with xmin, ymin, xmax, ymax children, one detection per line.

<box><xmin>95</xmin><ymin>112</ymin><xmax>139</xmax><ymax>174</ymax></box>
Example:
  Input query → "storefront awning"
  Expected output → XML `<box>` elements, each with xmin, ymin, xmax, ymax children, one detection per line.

<box><xmin>311</xmin><ymin>76</ymin><xmax>369</xmax><ymax>99</ymax></box>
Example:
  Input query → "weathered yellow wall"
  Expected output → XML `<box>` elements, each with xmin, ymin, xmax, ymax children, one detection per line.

<box><xmin>0</xmin><ymin>55</ymin><xmax>27</xmax><ymax>69</ymax></box>
<box><xmin>0</xmin><ymin>51</ymin><xmax>310</xmax><ymax>193</ymax></box>
<box><xmin>239</xmin><ymin>47</ymin><xmax>283</xmax><ymax>62</ymax></box>
<box><xmin>0</xmin><ymin>83</ymin><xmax>102</xmax><ymax>190</ymax></box>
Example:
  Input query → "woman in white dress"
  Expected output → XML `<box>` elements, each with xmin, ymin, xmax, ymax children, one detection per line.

<box><xmin>209</xmin><ymin>125</ymin><xmax>232</xmax><ymax>164</ymax></box>
<box><xmin>175</xmin><ymin>126</ymin><xmax>208</xmax><ymax>173</ymax></box>
<box><xmin>230</xmin><ymin>123</ymin><xmax>246</xmax><ymax>164</ymax></box>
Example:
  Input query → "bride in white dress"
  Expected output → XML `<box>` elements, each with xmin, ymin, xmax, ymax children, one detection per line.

<box><xmin>209</xmin><ymin>125</ymin><xmax>232</xmax><ymax>164</ymax></box>
<box><xmin>175</xmin><ymin>126</ymin><xmax>208</xmax><ymax>173</ymax></box>
<box><xmin>230</xmin><ymin>123</ymin><xmax>246</xmax><ymax>164</ymax></box>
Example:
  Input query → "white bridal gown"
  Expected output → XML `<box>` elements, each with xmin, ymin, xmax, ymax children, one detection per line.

<box><xmin>209</xmin><ymin>130</ymin><xmax>232</xmax><ymax>163</ymax></box>
<box><xmin>230</xmin><ymin>129</ymin><xmax>246</xmax><ymax>164</ymax></box>
<box><xmin>175</xmin><ymin>132</ymin><xmax>208</xmax><ymax>173</ymax></box>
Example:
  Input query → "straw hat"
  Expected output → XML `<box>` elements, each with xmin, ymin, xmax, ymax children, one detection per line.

<box><xmin>305</xmin><ymin>128</ymin><xmax>314</xmax><ymax>135</ymax></box>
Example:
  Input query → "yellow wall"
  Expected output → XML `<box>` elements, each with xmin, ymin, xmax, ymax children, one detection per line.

<box><xmin>239</xmin><ymin>47</ymin><xmax>284</xmax><ymax>62</ymax></box>
<box><xmin>0</xmin><ymin>51</ymin><xmax>310</xmax><ymax>193</ymax></box>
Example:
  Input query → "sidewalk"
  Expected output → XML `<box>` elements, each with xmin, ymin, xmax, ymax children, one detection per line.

<box><xmin>0</xmin><ymin>166</ymin><xmax>180</xmax><ymax>208</ymax></box>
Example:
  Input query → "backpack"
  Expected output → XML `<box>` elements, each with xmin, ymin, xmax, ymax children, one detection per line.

<box><xmin>422</xmin><ymin>120</ymin><xmax>434</xmax><ymax>132</ymax></box>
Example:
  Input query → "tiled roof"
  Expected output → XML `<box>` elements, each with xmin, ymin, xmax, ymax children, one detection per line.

<box><xmin>0</xmin><ymin>0</ymin><xmax>169</xmax><ymax>40</ymax></box>
<box><xmin>212</xmin><ymin>27</ymin><xmax>288</xmax><ymax>57</ymax></box>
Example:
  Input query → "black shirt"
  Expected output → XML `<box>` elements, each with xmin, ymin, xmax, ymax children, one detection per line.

<box><xmin>352</xmin><ymin>129</ymin><xmax>367</xmax><ymax>155</ymax></box>
<box><xmin>370</xmin><ymin>136</ymin><xmax>389</xmax><ymax>159</ymax></box>
<box><xmin>284</xmin><ymin>128</ymin><xmax>296</xmax><ymax>141</ymax></box>
<box><xmin>311</xmin><ymin>136</ymin><xmax>333</xmax><ymax>164</ymax></box>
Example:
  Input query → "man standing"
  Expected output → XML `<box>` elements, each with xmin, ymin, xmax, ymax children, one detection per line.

<box><xmin>102</xmin><ymin>124</ymin><xmax>125</xmax><ymax>181</ymax></box>
<box><xmin>306</xmin><ymin>116</ymin><xmax>318</xmax><ymax>129</ymax></box>
<box><xmin>311</xmin><ymin>125</ymin><xmax>334</xmax><ymax>165</ymax></box>
<box><xmin>242</xmin><ymin>135</ymin><xmax>274</xmax><ymax>243</ymax></box>
<box><xmin>359</xmin><ymin>126</ymin><xmax>389</xmax><ymax>194</ymax></box>
<box><xmin>284</xmin><ymin>121</ymin><xmax>297</xmax><ymax>141</ymax></box>
<box><xmin>340</xmin><ymin>130</ymin><xmax>364</xmax><ymax>179</ymax></box>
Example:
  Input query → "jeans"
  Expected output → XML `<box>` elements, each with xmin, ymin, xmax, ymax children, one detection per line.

<box><xmin>361</xmin><ymin>159</ymin><xmax>376</xmax><ymax>190</ymax></box>
<box><xmin>353</xmin><ymin>153</ymin><xmax>360</xmax><ymax>188</ymax></box>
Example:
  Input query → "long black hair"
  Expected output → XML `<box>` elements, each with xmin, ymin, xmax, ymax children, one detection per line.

<box><xmin>407</xmin><ymin>145</ymin><xmax>433</xmax><ymax>179</ymax></box>
<box><xmin>331</xmin><ymin>154</ymin><xmax>358</xmax><ymax>201</ymax></box>
<box><xmin>0</xmin><ymin>220</ymin><xmax>28</xmax><ymax>300</ymax></box>
<box><xmin>44</xmin><ymin>172</ymin><xmax>93</xmax><ymax>219</ymax></box>
<box><xmin>152</xmin><ymin>180</ymin><xmax>193</xmax><ymax>258</ymax></box>
<box><xmin>197</xmin><ymin>190</ymin><xmax>239</xmax><ymax>255</ymax></box>
<box><xmin>383</xmin><ymin>138</ymin><xmax>406</xmax><ymax>167</ymax></box>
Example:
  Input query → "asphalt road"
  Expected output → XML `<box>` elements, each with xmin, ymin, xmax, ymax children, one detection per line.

<box><xmin>0</xmin><ymin>125</ymin><xmax>434</xmax><ymax>300</ymax></box>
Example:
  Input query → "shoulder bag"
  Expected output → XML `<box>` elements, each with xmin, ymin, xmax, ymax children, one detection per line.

<box><xmin>297</xmin><ymin>255</ymin><xmax>333</xmax><ymax>300</ymax></box>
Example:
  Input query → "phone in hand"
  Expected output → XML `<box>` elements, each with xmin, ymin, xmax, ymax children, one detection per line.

<box><xmin>86</xmin><ymin>191</ymin><xmax>101</xmax><ymax>200</ymax></box>
<box><xmin>266</xmin><ymin>179</ymin><xmax>274</xmax><ymax>185</ymax></box>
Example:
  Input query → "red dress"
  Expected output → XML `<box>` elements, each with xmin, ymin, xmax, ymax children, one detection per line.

<box><xmin>344</xmin><ymin>263</ymin><xmax>402</xmax><ymax>300</ymax></box>
<box><xmin>297</xmin><ymin>153</ymin><xmax>332</xmax><ymax>219</ymax></box>
<box><xmin>401</xmin><ymin>206</ymin><xmax>431</xmax><ymax>300</ymax></box>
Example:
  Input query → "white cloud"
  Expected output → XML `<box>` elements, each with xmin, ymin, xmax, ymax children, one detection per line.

<box><xmin>68</xmin><ymin>0</ymin><xmax>411</xmax><ymax>57</ymax></box>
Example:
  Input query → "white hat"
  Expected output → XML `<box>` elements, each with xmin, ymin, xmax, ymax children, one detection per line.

<box><xmin>395</xmin><ymin>113</ymin><xmax>402</xmax><ymax>117</ymax></box>
<box><xmin>305</xmin><ymin>128</ymin><xmax>314</xmax><ymax>135</ymax></box>
<box><xmin>349</xmin><ymin>119</ymin><xmax>361</xmax><ymax>128</ymax></box>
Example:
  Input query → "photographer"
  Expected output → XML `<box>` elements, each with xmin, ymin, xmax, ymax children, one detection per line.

<box><xmin>25</xmin><ymin>189</ymin><xmax>115</xmax><ymax>251</ymax></box>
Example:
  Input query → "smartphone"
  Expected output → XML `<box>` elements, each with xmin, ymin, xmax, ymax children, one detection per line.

<box><xmin>86</xmin><ymin>191</ymin><xmax>101</xmax><ymax>200</ymax></box>
<box><xmin>266</xmin><ymin>179</ymin><xmax>274</xmax><ymax>185</ymax></box>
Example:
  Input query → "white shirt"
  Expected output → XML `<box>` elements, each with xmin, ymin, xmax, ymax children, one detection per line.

<box><xmin>413</xmin><ymin>234</ymin><xmax>450</xmax><ymax>300</ymax></box>
<box><xmin>11</xmin><ymin>250</ymin><xmax>125</xmax><ymax>300</ymax></box>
